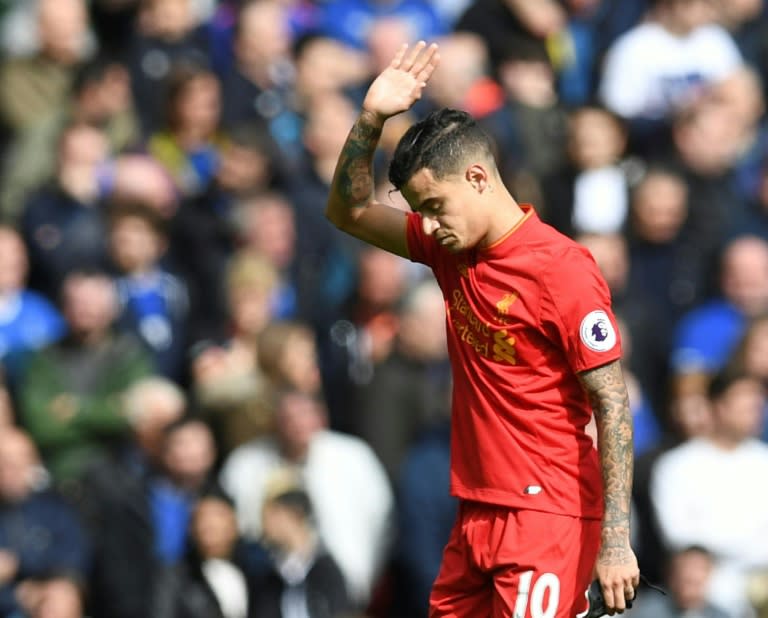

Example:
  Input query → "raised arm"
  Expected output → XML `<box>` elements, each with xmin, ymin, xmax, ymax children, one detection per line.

<box><xmin>325</xmin><ymin>41</ymin><xmax>439</xmax><ymax>258</ymax></box>
<box><xmin>578</xmin><ymin>359</ymin><xmax>640</xmax><ymax>614</ymax></box>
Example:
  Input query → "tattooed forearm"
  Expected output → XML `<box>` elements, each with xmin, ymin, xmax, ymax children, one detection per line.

<box><xmin>333</xmin><ymin>110</ymin><xmax>383</xmax><ymax>209</ymax></box>
<box><xmin>578</xmin><ymin>359</ymin><xmax>634</xmax><ymax>551</ymax></box>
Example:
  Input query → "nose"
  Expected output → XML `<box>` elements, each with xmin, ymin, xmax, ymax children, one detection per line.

<box><xmin>421</xmin><ymin>214</ymin><xmax>440</xmax><ymax>236</ymax></box>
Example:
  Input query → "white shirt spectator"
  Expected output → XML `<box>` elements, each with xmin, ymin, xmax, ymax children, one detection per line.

<box><xmin>220</xmin><ymin>429</ymin><xmax>395</xmax><ymax>605</ymax></box>
<box><xmin>599</xmin><ymin>22</ymin><xmax>742</xmax><ymax>120</ymax></box>
<box><xmin>650</xmin><ymin>437</ymin><xmax>768</xmax><ymax>613</ymax></box>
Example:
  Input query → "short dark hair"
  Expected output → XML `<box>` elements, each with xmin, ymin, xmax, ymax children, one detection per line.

<box><xmin>108</xmin><ymin>200</ymin><xmax>167</xmax><ymax>238</ymax></box>
<box><xmin>707</xmin><ymin>368</ymin><xmax>758</xmax><ymax>401</ymax></box>
<box><xmin>388</xmin><ymin>108</ymin><xmax>496</xmax><ymax>190</ymax></box>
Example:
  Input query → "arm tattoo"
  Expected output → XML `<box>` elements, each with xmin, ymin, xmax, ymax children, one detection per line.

<box><xmin>579</xmin><ymin>359</ymin><xmax>634</xmax><ymax>557</ymax></box>
<box><xmin>335</xmin><ymin>110</ymin><xmax>383</xmax><ymax>208</ymax></box>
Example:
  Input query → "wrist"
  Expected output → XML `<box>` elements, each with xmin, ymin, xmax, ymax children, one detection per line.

<box><xmin>600</xmin><ymin>524</ymin><xmax>631</xmax><ymax>544</ymax></box>
<box><xmin>360</xmin><ymin>108</ymin><xmax>386</xmax><ymax>128</ymax></box>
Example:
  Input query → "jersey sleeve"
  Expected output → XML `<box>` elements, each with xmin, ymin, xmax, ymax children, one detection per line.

<box><xmin>406</xmin><ymin>211</ymin><xmax>438</xmax><ymax>267</ymax></box>
<box><xmin>539</xmin><ymin>246</ymin><xmax>622</xmax><ymax>373</ymax></box>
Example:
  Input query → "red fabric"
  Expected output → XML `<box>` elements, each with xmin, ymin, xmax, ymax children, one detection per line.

<box><xmin>406</xmin><ymin>204</ymin><xmax>620</xmax><ymax>519</ymax></box>
<box><xmin>429</xmin><ymin>502</ymin><xmax>601</xmax><ymax>618</ymax></box>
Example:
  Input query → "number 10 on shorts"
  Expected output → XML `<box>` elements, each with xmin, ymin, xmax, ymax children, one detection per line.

<box><xmin>513</xmin><ymin>571</ymin><xmax>560</xmax><ymax>618</ymax></box>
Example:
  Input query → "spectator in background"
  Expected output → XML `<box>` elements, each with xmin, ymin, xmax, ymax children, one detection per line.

<box><xmin>220</xmin><ymin>388</ymin><xmax>394</xmax><ymax>608</ymax></box>
<box><xmin>89</xmin><ymin>416</ymin><xmax>220</xmax><ymax>618</ymax></box>
<box><xmin>650</xmin><ymin>370</ymin><xmax>768</xmax><ymax>615</ymax></box>
<box><xmin>599</xmin><ymin>0</ymin><xmax>743</xmax><ymax>156</ymax></box>
<box><xmin>251</xmin><ymin>475</ymin><xmax>350</xmax><ymax>618</ymax></box>
<box><xmin>480</xmin><ymin>37</ymin><xmax>568</xmax><ymax>184</ymax></box>
<box><xmin>287</xmin><ymin>91</ymin><xmax>365</xmax><ymax>329</ymax></box>
<box><xmin>0</xmin><ymin>0</ymin><xmax>92</xmax><ymax>136</ymax></box>
<box><xmin>232</xmin><ymin>192</ymin><xmax>299</xmax><ymax>319</ymax></box>
<box><xmin>454</xmin><ymin>0</ymin><xmax>567</xmax><ymax>72</ymax></box>
<box><xmin>670</xmin><ymin>235</ymin><xmax>768</xmax><ymax>386</ymax></box>
<box><xmin>219</xmin><ymin>0</ymin><xmax>298</xmax><ymax>160</ymax></box>
<box><xmin>17</xmin><ymin>268</ymin><xmax>152</xmax><ymax>487</ymax></box>
<box><xmin>668</xmin><ymin>95</ymin><xmax>751</xmax><ymax>264</ymax></box>
<box><xmin>191</xmin><ymin>252</ymin><xmax>278</xmax><ymax>453</ymax></box>
<box><xmin>108</xmin><ymin>200</ymin><xmax>190</xmax><ymax>381</ymax></box>
<box><xmin>257</xmin><ymin>320</ymin><xmax>323</xmax><ymax>397</ymax></box>
<box><xmin>626</xmin><ymin>166</ymin><xmax>709</xmax><ymax>322</ymax></box>
<box><xmin>705</xmin><ymin>65</ymin><xmax>768</xmax><ymax>205</ymax></box>
<box><xmin>0</xmin><ymin>57</ymin><xmax>140</xmax><ymax>222</ymax></box>
<box><xmin>148</xmin><ymin>62</ymin><xmax>226</xmax><ymax>201</ymax></box>
<box><xmin>392</xmin><ymin>383</ymin><xmax>454</xmax><ymax>618</ymax></box>
<box><xmin>353</xmin><ymin>279</ymin><xmax>450</xmax><ymax>482</ymax></box>
<box><xmin>126</xmin><ymin>0</ymin><xmax>211</xmax><ymax>135</ymax></box>
<box><xmin>171</xmin><ymin>489</ymin><xmax>256</xmax><ymax>618</ymax></box>
<box><xmin>0</xmin><ymin>428</ymin><xmax>90</xmax><ymax>618</ymax></box>
<box><xmin>292</xmin><ymin>33</ymin><xmax>371</xmax><ymax>116</ymax></box>
<box><xmin>20</xmin><ymin>122</ymin><xmax>112</xmax><ymax>300</ymax></box>
<box><xmin>629</xmin><ymin>545</ymin><xmax>729</xmax><ymax>618</ymax></box>
<box><xmin>543</xmin><ymin>104</ymin><xmax>632</xmax><ymax>238</ymax></box>
<box><xmin>718</xmin><ymin>0</ymin><xmax>768</xmax><ymax>120</ymax></box>
<box><xmin>83</xmin><ymin>375</ymin><xmax>186</xmax><ymax>618</ymax></box>
<box><xmin>421</xmin><ymin>32</ymin><xmax>501</xmax><ymax>120</ymax></box>
<box><xmin>0</xmin><ymin>226</ymin><xmax>65</xmax><ymax>384</ymax></box>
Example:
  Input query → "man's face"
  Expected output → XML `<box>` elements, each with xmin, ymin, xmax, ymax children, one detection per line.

<box><xmin>401</xmin><ymin>167</ymin><xmax>485</xmax><ymax>253</ymax></box>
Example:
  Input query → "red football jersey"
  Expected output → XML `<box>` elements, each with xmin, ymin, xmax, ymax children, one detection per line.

<box><xmin>406</xmin><ymin>204</ymin><xmax>621</xmax><ymax>519</ymax></box>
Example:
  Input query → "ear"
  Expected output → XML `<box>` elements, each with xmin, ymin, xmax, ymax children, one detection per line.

<box><xmin>465</xmin><ymin>163</ymin><xmax>491</xmax><ymax>193</ymax></box>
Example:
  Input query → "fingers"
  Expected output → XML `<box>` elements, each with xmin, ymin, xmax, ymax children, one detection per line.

<box><xmin>390</xmin><ymin>43</ymin><xmax>408</xmax><ymax>69</ymax></box>
<box><xmin>601</xmin><ymin>578</ymin><xmax>636</xmax><ymax>615</ymax></box>
<box><xmin>412</xmin><ymin>43</ymin><xmax>440</xmax><ymax>78</ymax></box>
<box><xmin>401</xmin><ymin>40</ymin><xmax>428</xmax><ymax>71</ymax></box>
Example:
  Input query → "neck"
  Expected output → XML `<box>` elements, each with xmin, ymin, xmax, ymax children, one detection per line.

<box><xmin>709</xmin><ymin>433</ymin><xmax>747</xmax><ymax>451</ymax></box>
<box><xmin>479</xmin><ymin>189</ymin><xmax>526</xmax><ymax>248</ymax></box>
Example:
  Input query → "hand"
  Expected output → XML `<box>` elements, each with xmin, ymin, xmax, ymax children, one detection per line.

<box><xmin>594</xmin><ymin>536</ymin><xmax>640</xmax><ymax>615</ymax></box>
<box><xmin>363</xmin><ymin>41</ymin><xmax>440</xmax><ymax>122</ymax></box>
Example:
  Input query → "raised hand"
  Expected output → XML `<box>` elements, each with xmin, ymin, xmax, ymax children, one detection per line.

<box><xmin>363</xmin><ymin>41</ymin><xmax>440</xmax><ymax>122</ymax></box>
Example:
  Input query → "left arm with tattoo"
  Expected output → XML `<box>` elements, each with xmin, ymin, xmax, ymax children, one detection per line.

<box><xmin>578</xmin><ymin>359</ymin><xmax>640</xmax><ymax>614</ymax></box>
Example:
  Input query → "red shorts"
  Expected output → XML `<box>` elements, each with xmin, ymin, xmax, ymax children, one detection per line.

<box><xmin>429</xmin><ymin>501</ymin><xmax>601</xmax><ymax>618</ymax></box>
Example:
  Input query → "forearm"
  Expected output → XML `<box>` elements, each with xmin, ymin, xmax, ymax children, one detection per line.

<box><xmin>579</xmin><ymin>361</ymin><xmax>634</xmax><ymax>545</ymax></box>
<box><xmin>325</xmin><ymin>110</ymin><xmax>384</xmax><ymax>228</ymax></box>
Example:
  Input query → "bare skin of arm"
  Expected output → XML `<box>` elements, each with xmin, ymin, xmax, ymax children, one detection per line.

<box><xmin>578</xmin><ymin>359</ymin><xmax>640</xmax><ymax>615</ymax></box>
<box><xmin>325</xmin><ymin>42</ymin><xmax>440</xmax><ymax>258</ymax></box>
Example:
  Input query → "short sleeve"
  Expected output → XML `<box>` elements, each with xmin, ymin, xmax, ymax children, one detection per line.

<box><xmin>539</xmin><ymin>246</ymin><xmax>622</xmax><ymax>372</ymax></box>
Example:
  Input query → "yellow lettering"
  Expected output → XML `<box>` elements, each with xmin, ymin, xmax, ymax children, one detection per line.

<box><xmin>450</xmin><ymin>289</ymin><xmax>517</xmax><ymax>364</ymax></box>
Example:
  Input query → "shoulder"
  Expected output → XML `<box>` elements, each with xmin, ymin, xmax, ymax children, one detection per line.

<box><xmin>605</xmin><ymin>23</ymin><xmax>666</xmax><ymax>57</ymax></box>
<box><xmin>692</xmin><ymin>23</ymin><xmax>740</xmax><ymax>46</ymax></box>
<box><xmin>653</xmin><ymin>438</ymin><xmax>709</xmax><ymax>472</ymax></box>
<box><xmin>223</xmin><ymin>438</ymin><xmax>278</xmax><ymax>467</ymax></box>
<box><xmin>674</xmin><ymin>300</ymin><xmax>742</xmax><ymax>334</ymax></box>
<box><xmin>315</xmin><ymin>430</ymin><xmax>378</xmax><ymax>457</ymax></box>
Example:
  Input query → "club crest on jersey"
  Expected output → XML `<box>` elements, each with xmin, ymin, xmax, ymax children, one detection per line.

<box><xmin>579</xmin><ymin>310</ymin><xmax>616</xmax><ymax>352</ymax></box>
<box><xmin>496</xmin><ymin>292</ymin><xmax>519</xmax><ymax>316</ymax></box>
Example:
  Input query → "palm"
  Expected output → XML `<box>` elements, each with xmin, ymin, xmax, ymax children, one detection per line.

<box><xmin>363</xmin><ymin>41</ymin><xmax>440</xmax><ymax>120</ymax></box>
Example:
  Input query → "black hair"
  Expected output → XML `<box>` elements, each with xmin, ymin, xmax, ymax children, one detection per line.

<box><xmin>497</xmin><ymin>35</ymin><xmax>551</xmax><ymax>67</ymax></box>
<box><xmin>71</xmin><ymin>56</ymin><xmax>118</xmax><ymax>96</ymax></box>
<box><xmin>707</xmin><ymin>368</ymin><xmax>759</xmax><ymax>401</ymax></box>
<box><xmin>107</xmin><ymin>199</ymin><xmax>168</xmax><ymax>238</ymax></box>
<box><xmin>269</xmin><ymin>487</ymin><xmax>313</xmax><ymax>520</ymax></box>
<box><xmin>388</xmin><ymin>108</ymin><xmax>496</xmax><ymax>190</ymax></box>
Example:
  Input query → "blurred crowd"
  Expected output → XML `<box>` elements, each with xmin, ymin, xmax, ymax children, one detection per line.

<box><xmin>0</xmin><ymin>0</ymin><xmax>766</xmax><ymax>616</ymax></box>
